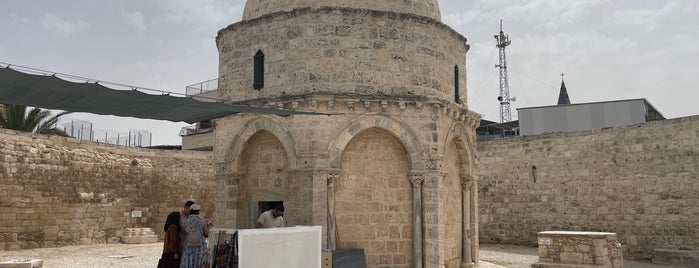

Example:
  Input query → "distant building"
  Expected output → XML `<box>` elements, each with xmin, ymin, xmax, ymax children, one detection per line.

<box><xmin>518</xmin><ymin>98</ymin><xmax>664</xmax><ymax>136</ymax></box>
<box><xmin>476</xmin><ymin>119</ymin><xmax>519</xmax><ymax>141</ymax></box>
<box><xmin>477</xmin><ymin>78</ymin><xmax>665</xmax><ymax>138</ymax></box>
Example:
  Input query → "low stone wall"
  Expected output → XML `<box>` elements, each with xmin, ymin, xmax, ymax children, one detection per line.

<box><xmin>0</xmin><ymin>129</ymin><xmax>215</xmax><ymax>250</ymax></box>
<box><xmin>532</xmin><ymin>231</ymin><xmax>622</xmax><ymax>268</ymax></box>
<box><xmin>477</xmin><ymin>115</ymin><xmax>699</xmax><ymax>259</ymax></box>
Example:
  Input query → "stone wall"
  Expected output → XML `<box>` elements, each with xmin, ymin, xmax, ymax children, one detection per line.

<box><xmin>216</xmin><ymin>6</ymin><xmax>468</xmax><ymax>105</ymax></box>
<box><xmin>0</xmin><ymin>129</ymin><xmax>214</xmax><ymax>250</ymax></box>
<box><xmin>477</xmin><ymin>115</ymin><xmax>699</xmax><ymax>259</ymax></box>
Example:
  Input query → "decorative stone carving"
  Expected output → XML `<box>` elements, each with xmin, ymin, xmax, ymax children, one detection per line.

<box><xmin>346</xmin><ymin>100</ymin><xmax>355</xmax><ymax>110</ymax></box>
<box><xmin>327</xmin><ymin>173</ymin><xmax>338</xmax><ymax>187</ymax></box>
<box><xmin>460</xmin><ymin>175</ymin><xmax>473</xmax><ymax>190</ymax></box>
<box><xmin>410</xmin><ymin>174</ymin><xmax>425</xmax><ymax>188</ymax></box>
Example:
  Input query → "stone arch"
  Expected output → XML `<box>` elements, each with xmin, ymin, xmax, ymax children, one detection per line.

<box><xmin>442</xmin><ymin>121</ymin><xmax>479</xmax><ymax>267</ymax></box>
<box><xmin>335</xmin><ymin>127</ymin><xmax>413</xmax><ymax>267</ymax></box>
<box><xmin>442</xmin><ymin>122</ymin><xmax>477</xmax><ymax>174</ymax></box>
<box><xmin>224</xmin><ymin>116</ymin><xmax>298</xmax><ymax>173</ymax></box>
<box><xmin>235</xmin><ymin>130</ymin><xmax>291</xmax><ymax>228</ymax></box>
<box><xmin>328</xmin><ymin>114</ymin><xmax>424</xmax><ymax>170</ymax></box>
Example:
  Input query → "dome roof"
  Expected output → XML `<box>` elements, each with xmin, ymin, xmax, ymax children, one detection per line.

<box><xmin>242</xmin><ymin>0</ymin><xmax>441</xmax><ymax>21</ymax></box>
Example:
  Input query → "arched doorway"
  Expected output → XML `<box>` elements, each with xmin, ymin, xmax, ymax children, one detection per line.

<box><xmin>237</xmin><ymin>131</ymin><xmax>289</xmax><ymax>228</ymax></box>
<box><xmin>335</xmin><ymin>128</ymin><xmax>413</xmax><ymax>267</ymax></box>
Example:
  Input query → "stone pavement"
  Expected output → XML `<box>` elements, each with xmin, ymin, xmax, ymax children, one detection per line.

<box><xmin>0</xmin><ymin>243</ymin><xmax>685</xmax><ymax>268</ymax></box>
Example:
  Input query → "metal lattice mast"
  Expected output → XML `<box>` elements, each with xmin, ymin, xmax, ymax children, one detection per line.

<box><xmin>495</xmin><ymin>19</ymin><xmax>513</xmax><ymax>123</ymax></box>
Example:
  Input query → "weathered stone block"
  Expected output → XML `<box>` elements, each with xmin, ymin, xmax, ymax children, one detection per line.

<box><xmin>0</xmin><ymin>259</ymin><xmax>43</xmax><ymax>268</ymax></box>
<box><xmin>533</xmin><ymin>231</ymin><xmax>622</xmax><ymax>268</ymax></box>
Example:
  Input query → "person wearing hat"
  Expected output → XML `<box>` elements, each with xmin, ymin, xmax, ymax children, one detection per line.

<box><xmin>180</xmin><ymin>203</ymin><xmax>212</xmax><ymax>268</ymax></box>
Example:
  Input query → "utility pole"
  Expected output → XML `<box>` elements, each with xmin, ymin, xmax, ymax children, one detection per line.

<box><xmin>495</xmin><ymin>19</ymin><xmax>514</xmax><ymax>123</ymax></box>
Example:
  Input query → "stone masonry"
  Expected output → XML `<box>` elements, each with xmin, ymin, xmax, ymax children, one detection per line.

<box><xmin>0</xmin><ymin>129</ymin><xmax>214</xmax><ymax>250</ymax></box>
<box><xmin>212</xmin><ymin>2</ymin><xmax>481</xmax><ymax>268</ymax></box>
<box><xmin>532</xmin><ymin>231</ymin><xmax>623</xmax><ymax>268</ymax></box>
<box><xmin>477</xmin><ymin>115</ymin><xmax>699</xmax><ymax>260</ymax></box>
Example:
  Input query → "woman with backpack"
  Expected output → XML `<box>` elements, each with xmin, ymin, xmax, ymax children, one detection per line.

<box><xmin>180</xmin><ymin>204</ymin><xmax>212</xmax><ymax>268</ymax></box>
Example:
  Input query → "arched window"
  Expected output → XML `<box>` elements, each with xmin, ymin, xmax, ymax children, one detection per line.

<box><xmin>253</xmin><ymin>50</ymin><xmax>264</xmax><ymax>90</ymax></box>
<box><xmin>454</xmin><ymin>65</ymin><xmax>460</xmax><ymax>103</ymax></box>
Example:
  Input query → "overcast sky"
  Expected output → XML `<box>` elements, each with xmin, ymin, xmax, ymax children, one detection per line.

<box><xmin>1</xmin><ymin>0</ymin><xmax>697</xmax><ymax>145</ymax></box>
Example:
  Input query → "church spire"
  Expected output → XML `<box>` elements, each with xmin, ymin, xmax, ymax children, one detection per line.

<box><xmin>557</xmin><ymin>73</ymin><xmax>570</xmax><ymax>105</ymax></box>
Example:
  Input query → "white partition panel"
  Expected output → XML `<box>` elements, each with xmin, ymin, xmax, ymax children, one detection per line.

<box><xmin>238</xmin><ymin>226</ymin><xmax>322</xmax><ymax>268</ymax></box>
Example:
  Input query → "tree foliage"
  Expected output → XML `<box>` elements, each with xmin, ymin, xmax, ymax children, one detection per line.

<box><xmin>0</xmin><ymin>104</ymin><xmax>70</xmax><ymax>136</ymax></box>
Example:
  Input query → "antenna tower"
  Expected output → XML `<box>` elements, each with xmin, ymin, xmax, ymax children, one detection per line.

<box><xmin>494</xmin><ymin>19</ymin><xmax>514</xmax><ymax>123</ymax></box>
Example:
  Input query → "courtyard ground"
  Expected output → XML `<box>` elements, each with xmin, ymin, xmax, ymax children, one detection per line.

<box><xmin>0</xmin><ymin>243</ymin><xmax>683</xmax><ymax>268</ymax></box>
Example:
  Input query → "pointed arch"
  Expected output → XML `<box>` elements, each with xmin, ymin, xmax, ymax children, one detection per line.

<box><xmin>327</xmin><ymin>114</ymin><xmax>424</xmax><ymax>170</ymax></box>
<box><xmin>444</xmin><ymin>121</ymin><xmax>477</xmax><ymax>174</ymax></box>
<box><xmin>225</xmin><ymin>116</ymin><xmax>298</xmax><ymax>172</ymax></box>
<box><xmin>443</xmin><ymin>121</ymin><xmax>479</xmax><ymax>266</ymax></box>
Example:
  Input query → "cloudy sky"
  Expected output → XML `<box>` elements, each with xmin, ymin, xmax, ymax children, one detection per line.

<box><xmin>1</xmin><ymin>0</ymin><xmax>697</xmax><ymax>145</ymax></box>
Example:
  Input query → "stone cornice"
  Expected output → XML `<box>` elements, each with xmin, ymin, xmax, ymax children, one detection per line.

<box><xmin>218</xmin><ymin>6</ymin><xmax>467</xmax><ymax>46</ymax></box>
<box><xmin>228</xmin><ymin>94</ymin><xmax>481</xmax><ymax>124</ymax></box>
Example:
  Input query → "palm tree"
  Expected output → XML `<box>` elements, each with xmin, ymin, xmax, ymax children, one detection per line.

<box><xmin>0</xmin><ymin>104</ymin><xmax>70</xmax><ymax>136</ymax></box>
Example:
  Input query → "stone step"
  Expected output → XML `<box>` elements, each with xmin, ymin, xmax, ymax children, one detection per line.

<box><xmin>0</xmin><ymin>259</ymin><xmax>43</xmax><ymax>268</ymax></box>
<box><xmin>120</xmin><ymin>228</ymin><xmax>158</xmax><ymax>244</ymax></box>
<box><xmin>531</xmin><ymin>262</ymin><xmax>604</xmax><ymax>268</ymax></box>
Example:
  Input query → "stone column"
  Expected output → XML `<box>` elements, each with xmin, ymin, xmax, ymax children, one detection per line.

<box><xmin>470</xmin><ymin>175</ymin><xmax>480</xmax><ymax>264</ymax></box>
<box><xmin>326</xmin><ymin>172</ymin><xmax>338</xmax><ymax>250</ymax></box>
<box><xmin>410</xmin><ymin>173</ymin><xmax>425</xmax><ymax>268</ymax></box>
<box><xmin>460</xmin><ymin>175</ymin><xmax>474</xmax><ymax>268</ymax></box>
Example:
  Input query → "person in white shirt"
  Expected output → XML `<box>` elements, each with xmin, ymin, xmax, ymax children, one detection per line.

<box><xmin>255</xmin><ymin>205</ymin><xmax>285</xmax><ymax>228</ymax></box>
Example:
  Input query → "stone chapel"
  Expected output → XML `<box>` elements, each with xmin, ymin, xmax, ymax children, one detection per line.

<box><xmin>210</xmin><ymin>0</ymin><xmax>481</xmax><ymax>267</ymax></box>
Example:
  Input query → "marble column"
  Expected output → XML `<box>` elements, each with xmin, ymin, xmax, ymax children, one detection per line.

<box><xmin>470</xmin><ymin>175</ymin><xmax>480</xmax><ymax>264</ymax></box>
<box><xmin>460</xmin><ymin>175</ymin><xmax>474</xmax><ymax>268</ymax></box>
<box><xmin>327</xmin><ymin>172</ymin><xmax>338</xmax><ymax>250</ymax></box>
<box><xmin>410</xmin><ymin>173</ymin><xmax>425</xmax><ymax>268</ymax></box>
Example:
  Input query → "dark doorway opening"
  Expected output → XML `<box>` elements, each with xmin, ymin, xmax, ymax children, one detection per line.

<box><xmin>258</xmin><ymin>201</ymin><xmax>283</xmax><ymax>213</ymax></box>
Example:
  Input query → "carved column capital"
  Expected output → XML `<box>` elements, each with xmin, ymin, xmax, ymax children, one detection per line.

<box><xmin>460</xmin><ymin>175</ymin><xmax>474</xmax><ymax>190</ymax></box>
<box><xmin>327</xmin><ymin>173</ymin><xmax>339</xmax><ymax>188</ymax></box>
<box><xmin>410</xmin><ymin>174</ymin><xmax>425</xmax><ymax>188</ymax></box>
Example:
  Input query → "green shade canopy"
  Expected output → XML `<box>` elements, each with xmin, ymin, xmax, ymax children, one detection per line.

<box><xmin>0</xmin><ymin>67</ymin><xmax>325</xmax><ymax>123</ymax></box>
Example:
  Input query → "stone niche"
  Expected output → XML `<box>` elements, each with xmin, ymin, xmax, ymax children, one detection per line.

<box><xmin>532</xmin><ymin>231</ymin><xmax>623</xmax><ymax>268</ymax></box>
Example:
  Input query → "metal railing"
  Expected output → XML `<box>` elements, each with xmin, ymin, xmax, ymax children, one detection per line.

<box><xmin>59</xmin><ymin>118</ymin><xmax>152</xmax><ymax>147</ymax></box>
<box><xmin>179</xmin><ymin>121</ymin><xmax>213</xmax><ymax>137</ymax></box>
<box><xmin>185</xmin><ymin>78</ymin><xmax>218</xmax><ymax>97</ymax></box>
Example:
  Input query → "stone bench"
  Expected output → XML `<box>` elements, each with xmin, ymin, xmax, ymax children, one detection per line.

<box><xmin>531</xmin><ymin>231</ymin><xmax>623</xmax><ymax>268</ymax></box>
